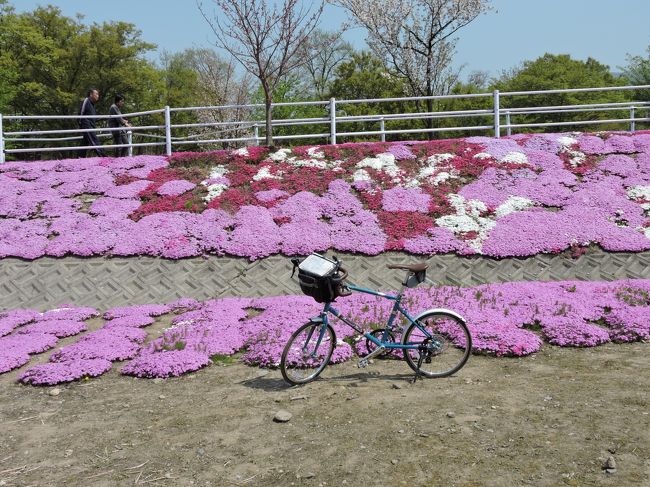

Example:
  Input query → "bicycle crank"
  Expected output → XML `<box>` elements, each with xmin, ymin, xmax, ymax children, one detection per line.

<box><xmin>358</xmin><ymin>345</ymin><xmax>386</xmax><ymax>368</ymax></box>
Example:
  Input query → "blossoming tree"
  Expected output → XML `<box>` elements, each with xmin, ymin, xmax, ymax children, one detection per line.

<box><xmin>333</xmin><ymin>0</ymin><xmax>491</xmax><ymax>135</ymax></box>
<box><xmin>199</xmin><ymin>0</ymin><xmax>324</xmax><ymax>146</ymax></box>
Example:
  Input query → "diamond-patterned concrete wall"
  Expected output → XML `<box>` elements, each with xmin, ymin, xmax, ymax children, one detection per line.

<box><xmin>2</xmin><ymin>250</ymin><xmax>650</xmax><ymax>310</ymax></box>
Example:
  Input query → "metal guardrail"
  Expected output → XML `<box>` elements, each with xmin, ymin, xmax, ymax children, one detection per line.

<box><xmin>1</xmin><ymin>85</ymin><xmax>649</xmax><ymax>163</ymax></box>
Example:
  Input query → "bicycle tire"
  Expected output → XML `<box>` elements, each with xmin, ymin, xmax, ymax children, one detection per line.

<box><xmin>280</xmin><ymin>322</ymin><xmax>336</xmax><ymax>385</ymax></box>
<box><xmin>402</xmin><ymin>311</ymin><xmax>472</xmax><ymax>378</ymax></box>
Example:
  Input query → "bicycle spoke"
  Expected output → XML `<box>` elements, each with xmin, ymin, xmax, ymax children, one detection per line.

<box><xmin>281</xmin><ymin>323</ymin><xmax>335</xmax><ymax>385</ymax></box>
<box><xmin>403</xmin><ymin>312</ymin><xmax>472</xmax><ymax>378</ymax></box>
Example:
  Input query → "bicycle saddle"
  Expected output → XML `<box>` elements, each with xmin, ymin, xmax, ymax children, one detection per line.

<box><xmin>386</xmin><ymin>262</ymin><xmax>429</xmax><ymax>272</ymax></box>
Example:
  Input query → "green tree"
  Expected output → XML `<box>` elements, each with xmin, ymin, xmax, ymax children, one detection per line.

<box><xmin>0</xmin><ymin>3</ymin><xmax>177</xmax><ymax>157</ymax></box>
<box><xmin>621</xmin><ymin>46</ymin><xmax>650</xmax><ymax>101</ymax></box>
<box><xmin>493</xmin><ymin>53</ymin><xmax>630</xmax><ymax>132</ymax></box>
<box><xmin>328</xmin><ymin>51</ymin><xmax>417</xmax><ymax>142</ymax></box>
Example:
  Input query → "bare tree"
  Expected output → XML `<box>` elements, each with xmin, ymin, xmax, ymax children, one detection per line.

<box><xmin>332</xmin><ymin>0</ymin><xmax>491</xmax><ymax>134</ymax></box>
<box><xmin>198</xmin><ymin>0</ymin><xmax>324</xmax><ymax>146</ymax></box>
<box><xmin>299</xmin><ymin>29</ymin><xmax>354</xmax><ymax>99</ymax></box>
<box><xmin>188</xmin><ymin>49</ymin><xmax>256</xmax><ymax>146</ymax></box>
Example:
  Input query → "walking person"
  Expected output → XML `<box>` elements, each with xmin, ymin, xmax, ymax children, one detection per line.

<box><xmin>109</xmin><ymin>94</ymin><xmax>131</xmax><ymax>157</ymax></box>
<box><xmin>79</xmin><ymin>88</ymin><xmax>105</xmax><ymax>157</ymax></box>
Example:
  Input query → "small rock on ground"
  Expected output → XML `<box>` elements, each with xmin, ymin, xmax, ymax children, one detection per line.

<box><xmin>274</xmin><ymin>410</ymin><xmax>292</xmax><ymax>423</ymax></box>
<box><xmin>603</xmin><ymin>456</ymin><xmax>617</xmax><ymax>474</ymax></box>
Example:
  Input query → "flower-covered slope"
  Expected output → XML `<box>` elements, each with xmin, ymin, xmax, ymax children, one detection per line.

<box><xmin>1</xmin><ymin>131</ymin><xmax>650</xmax><ymax>260</ymax></box>
<box><xmin>1</xmin><ymin>279</ymin><xmax>649</xmax><ymax>384</ymax></box>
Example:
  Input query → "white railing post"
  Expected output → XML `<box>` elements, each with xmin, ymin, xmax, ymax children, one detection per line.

<box><xmin>380</xmin><ymin>117</ymin><xmax>385</xmax><ymax>142</ymax></box>
<box><xmin>329</xmin><ymin>97</ymin><xmax>336</xmax><ymax>145</ymax></box>
<box><xmin>164</xmin><ymin>105</ymin><xmax>172</xmax><ymax>156</ymax></box>
<box><xmin>493</xmin><ymin>89</ymin><xmax>500</xmax><ymax>138</ymax></box>
<box><xmin>505</xmin><ymin>111</ymin><xmax>511</xmax><ymax>136</ymax></box>
<box><xmin>0</xmin><ymin>113</ymin><xmax>5</xmax><ymax>164</ymax></box>
<box><xmin>253</xmin><ymin>124</ymin><xmax>259</xmax><ymax>145</ymax></box>
<box><xmin>127</xmin><ymin>130</ymin><xmax>133</xmax><ymax>157</ymax></box>
<box><xmin>630</xmin><ymin>106</ymin><xmax>636</xmax><ymax>132</ymax></box>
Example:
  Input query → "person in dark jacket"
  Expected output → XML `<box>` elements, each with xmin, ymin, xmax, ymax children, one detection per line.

<box><xmin>109</xmin><ymin>94</ymin><xmax>131</xmax><ymax>157</ymax></box>
<box><xmin>79</xmin><ymin>88</ymin><xmax>105</xmax><ymax>157</ymax></box>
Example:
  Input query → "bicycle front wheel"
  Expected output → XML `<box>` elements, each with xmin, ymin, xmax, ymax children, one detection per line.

<box><xmin>280</xmin><ymin>322</ymin><xmax>336</xmax><ymax>385</ymax></box>
<box><xmin>402</xmin><ymin>311</ymin><xmax>472</xmax><ymax>378</ymax></box>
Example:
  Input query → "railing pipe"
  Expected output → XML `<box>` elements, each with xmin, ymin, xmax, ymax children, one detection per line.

<box><xmin>329</xmin><ymin>97</ymin><xmax>336</xmax><ymax>145</ymax></box>
<box><xmin>4</xmin><ymin>108</ymin><xmax>165</xmax><ymax>121</ymax></box>
<box><xmin>341</xmin><ymin>92</ymin><xmax>493</xmax><ymax>105</ymax></box>
<box><xmin>630</xmin><ymin>106</ymin><xmax>636</xmax><ymax>132</ymax></box>
<box><xmin>380</xmin><ymin>117</ymin><xmax>385</xmax><ymax>142</ymax></box>
<box><xmin>0</xmin><ymin>113</ymin><xmax>4</xmax><ymax>164</ymax></box>
<box><xmin>493</xmin><ymin>90</ymin><xmax>500</xmax><ymax>138</ymax></box>
<box><xmin>164</xmin><ymin>106</ymin><xmax>172</xmax><ymax>156</ymax></box>
<box><xmin>127</xmin><ymin>130</ymin><xmax>133</xmax><ymax>157</ymax></box>
<box><xmin>5</xmin><ymin>125</ymin><xmax>163</xmax><ymax>137</ymax></box>
<box><xmin>253</xmin><ymin>124</ymin><xmax>259</xmax><ymax>146</ymax></box>
<box><xmin>505</xmin><ymin>111</ymin><xmax>511</xmax><ymax>136</ymax></box>
<box><xmin>507</xmin><ymin>117</ymin><xmax>650</xmax><ymax>129</ymax></box>
<box><xmin>5</xmin><ymin>141</ymin><xmax>165</xmax><ymax>154</ymax></box>
<box><xmin>501</xmin><ymin>84</ymin><xmax>650</xmax><ymax>96</ymax></box>
<box><xmin>505</xmin><ymin>101</ymin><xmax>650</xmax><ymax>113</ymax></box>
<box><xmin>336</xmin><ymin>125</ymin><xmax>493</xmax><ymax>138</ymax></box>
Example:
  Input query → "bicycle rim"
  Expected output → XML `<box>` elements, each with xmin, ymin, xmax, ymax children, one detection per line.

<box><xmin>402</xmin><ymin>312</ymin><xmax>472</xmax><ymax>378</ymax></box>
<box><xmin>280</xmin><ymin>322</ymin><xmax>335</xmax><ymax>385</ymax></box>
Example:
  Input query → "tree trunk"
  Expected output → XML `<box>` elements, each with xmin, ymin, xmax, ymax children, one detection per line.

<box><xmin>425</xmin><ymin>97</ymin><xmax>434</xmax><ymax>140</ymax></box>
<box><xmin>264</xmin><ymin>90</ymin><xmax>273</xmax><ymax>147</ymax></box>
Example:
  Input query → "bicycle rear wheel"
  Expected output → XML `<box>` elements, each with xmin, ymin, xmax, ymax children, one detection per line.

<box><xmin>280</xmin><ymin>322</ymin><xmax>336</xmax><ymax>385</ymax></box>
<box><xmin>402</xmin><ymin>311</ymin><xmax>472</xmax><ymax>378</ymax></box>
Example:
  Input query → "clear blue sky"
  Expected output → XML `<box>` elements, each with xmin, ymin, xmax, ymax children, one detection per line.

<box><xmin>12</xmin><ymin>0</ymin><xmax>650</xmax><ymax>79</ymax></box>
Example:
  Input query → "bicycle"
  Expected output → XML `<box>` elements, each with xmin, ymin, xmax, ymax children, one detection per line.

<box><xmin>280</xmin><ymin>253</ymin><xmax>472</xmax><ymax>385</ymax></box>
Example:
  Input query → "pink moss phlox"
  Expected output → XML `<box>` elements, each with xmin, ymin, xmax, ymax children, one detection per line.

<box><xmin>103</xmin><ymin>304</ymin><xmax>172</xmax><ymax>319</ymax></box>
<box><xmin>382</xmin><ymin>187</ymin><xmax>430</xmax><ymax>213</ymax></box>
<box><xmin>255</xmin><ymin>189</ymin><xmax>290</xmax><ymax>203</ymax></box>
<box><xmin>103</xmin><ymin>315</ymin><xmax>155</xmax><ymax>328</ymax></box>
<box><xmin>0</xmin><ymin>309</ymin><xmax>40</xmax><ymax>337</ymax></box>
<box><xmin>16</xmin><ymin>319</ymin><xmax>87</xmax><ymax>338</ymax></box>
<box><xmin>0</xmin><ymin>348</ymin><xmax>31</xmax><ymax>373</ymax></box>
<box><xmin>157</xmin><ymin>179</ymin><xmax>197</xmax><ymax>197</ymax></box>
<box><xmin>38</xmin><ymin>306</ymin><xmax>98</xmax><ymax>322</ymax></box>
<box><xmin>121</xmin><ymin>350</ymin><xmax>211</xmax><ymax>378</ymax></box>
<box><xmin>19</xmin><ymin>358</ymin><xmax>112</xmax><ymax>385</ymax></box>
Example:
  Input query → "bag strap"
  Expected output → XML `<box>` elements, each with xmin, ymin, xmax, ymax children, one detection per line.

<box><xmin>290</xmin><ymin>257</ymin><xmax>300</xmax><ymax>278</ymax></box>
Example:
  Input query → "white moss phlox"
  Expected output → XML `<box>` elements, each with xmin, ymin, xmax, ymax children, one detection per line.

<box><xmin>356</xmin><ymin>153</ymin><xmax>400</xmax><ymax>177</ymax></box>
<box><xmin>495</xmin><ymin>196</ymin><xmax>535</xmax><ymax>218</ymax></box>
<box><xmin>203</xmin><ymin>183</ymin><xmax>229</xmax><ymax>202</ymax></box>
<box><xmin>627</xmin><ymin>185</ymin><xmax>650</xmax><ymax>201</ymax></box>
<box><xmin>473</xmin><ymin>152</ymin><xmax>492</xmax><ymax>160</ymax></box>
<box><xmin>501</xmin><ymin>151</ymin><xmax>528</xmax><ymax>165</ymax></box>
<box><xmin>306</xmin><ymin>147</ymin><xmax>325</xmax><ymax>159</ymax></box>
<box><xmin>208</xmin><ymin>166</ymin><xmax>228</xmax><ymax>179</ymax></box>
<box><xmin>352</xmin><ymin>169</ymin><xmax>372</xmax><ymax>182</ymax></box>
<box><xmin>268</xmin><ymin>148</ymin><xmax>292</xmax><ymax>161</ymax></box>
<box><xmin>436</xmin><ymin>194</ymin><xmax>495</xmax><ymax>252</ymax></box>
<box><xmin>557</xmin><ymin>135</ymin><xmax>578</xmax><ymax>147</ymax></box>
<box><xmin>252</xmin><ymin>166</ymin><xmax>282</xmax><ymax>181</ymax></box>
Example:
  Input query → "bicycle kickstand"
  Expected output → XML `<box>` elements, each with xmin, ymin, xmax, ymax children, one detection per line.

<box><xmin>411</xmin><ymin>353</ymin><xmax>425</xmax><ymax>383</ymax></box>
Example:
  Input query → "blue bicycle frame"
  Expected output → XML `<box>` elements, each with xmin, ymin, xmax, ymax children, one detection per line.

<box><xmin>309</xmin><ymin>283</ymin><xmax>433</xmax><ymax>352</ymax></box>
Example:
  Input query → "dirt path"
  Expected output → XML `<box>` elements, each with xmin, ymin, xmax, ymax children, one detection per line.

<box><xmin>1</xmin><ymin>342</ymin><xmax>649</xmax><ymax>487</ymax></box>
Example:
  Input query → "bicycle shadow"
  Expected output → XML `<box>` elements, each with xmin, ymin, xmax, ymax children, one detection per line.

<box><xmin>239</xmin><ymin>370</ymin><xmax>417</xmax><ymax>391</ymax></box>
